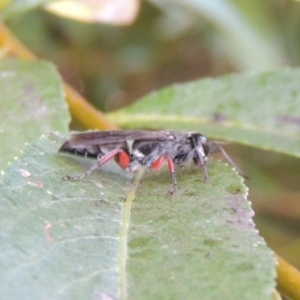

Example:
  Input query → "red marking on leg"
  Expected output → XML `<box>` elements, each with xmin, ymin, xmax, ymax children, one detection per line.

<box><xmin>114</xmin><ymin>151</ymin><xmax>130</xmax><ymax>169</ymax></box>
<box><xmin>151</xmin><ymin>156</ymin><xmax>165</xmax><ymax>170</ymax></box>
<box><xmin>166</xmin><ymin>156</ymin><xmax>175</xmax><ymax>173</ymax></box>
<box><xmin>98</xmin><ymin>149</ymin><xmax>123</xmax><ymax>165</ymax></box>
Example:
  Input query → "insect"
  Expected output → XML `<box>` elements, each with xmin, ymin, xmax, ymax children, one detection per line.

<box><xmin>59</xmin><ymin>130</ymin><xmax>247</xmax><ymax>195</ymax></box>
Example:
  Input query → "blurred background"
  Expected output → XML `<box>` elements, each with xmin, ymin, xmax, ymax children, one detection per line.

<box><xmin>2</xmin><ymin>0</ymin><xmax>300</xmax><ymax>268</ymax></box>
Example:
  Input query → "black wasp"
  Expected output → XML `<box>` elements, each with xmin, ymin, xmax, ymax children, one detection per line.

<box><xmin>59</xmin><ymin>130</ymin><xmax>247</xmax><ymax>195</ymax></box>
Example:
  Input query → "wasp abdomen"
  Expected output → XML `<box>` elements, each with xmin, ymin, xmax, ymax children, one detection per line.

<box><xmin>59</xmin><ymin>142</ymin><xmax>104</xmax><ymax>158</ymax></box>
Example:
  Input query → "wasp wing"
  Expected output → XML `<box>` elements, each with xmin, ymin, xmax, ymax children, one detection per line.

<box><xmin>63</xmin><ymin>130</ymin><xmax>182</xmax><ymax>147</ymax></box>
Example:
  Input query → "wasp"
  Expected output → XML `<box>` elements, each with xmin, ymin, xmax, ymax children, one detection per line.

<box><xmin>59</xmin><ymin>130</ymin><xmax>247</xmax><ymax>195</ymax></box>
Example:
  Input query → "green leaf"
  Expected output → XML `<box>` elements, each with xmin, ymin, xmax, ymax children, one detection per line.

<box><xmin>108</xmin><ymin>69</ymin><xmax>300</xmax><ymax>158</ymax></box>
<box><xmin>0</xmin><ymin>135</ymin><xmax>131</xmax><ymax>299</ymax></box>
<box><xmin>0</xmin><ymin>135</ymin><xmax>276</xmax><ymax>299</ymax></box>
<box><xmin>0</xmin><ymin>58</ymin><xmax>69</xmax><ymax>169</ymax></box>
<box><xmin>127</xmin><ymin>167</ymin><xmax>276</xmax><ymax>299</ymax></box>
<box><xmin>1</xmin><ymin>0</ymin><xmax>50</xmax><ymax>19</ymax></box>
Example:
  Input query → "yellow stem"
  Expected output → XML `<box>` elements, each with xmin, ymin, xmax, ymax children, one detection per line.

<box><xmin>276</xmin><ymin>255</ymin><xmax>300</xmax><ymax>299</ymax></box>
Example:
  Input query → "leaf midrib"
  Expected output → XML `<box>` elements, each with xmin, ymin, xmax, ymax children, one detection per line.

<box><xmin>118</xmin><ymin>168</ymin><xmax>144</xmax><ymax>299</ymax></box>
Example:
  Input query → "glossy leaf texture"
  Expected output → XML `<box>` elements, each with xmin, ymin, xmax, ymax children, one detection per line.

<box><xmin>108</xmin><ymin>69</ymin><xmax>300</xmax><ymax>158</ymax></box>
<box><xmin>0</xmin><ymin>136</ymin><xmax>276</xmax><ymax>300</ymax></box>
<box><xmin>0</xmin><ymin>58</ymin><xmax>69</xmax><ymax>169</ymax></box>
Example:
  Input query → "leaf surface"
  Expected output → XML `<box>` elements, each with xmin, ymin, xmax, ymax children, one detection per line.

<box><xmin>0</xmin><ymin>136</ymin><xmax>276</xmax><ymax>299</ymax></box>
<box><xmin>0</xmin><ymin>58</ymin><xmax>69</xmax><ymax>169</ymax></box>
<box><xmin>127</xmin><ymin>163</ymin><xmax>275</xmax><ymax>299</ymax></box>
<box><xmin>108</xmin><ymin>69</ymin><xmax>300</xmax><ymax>157</ymax></box>
<box><xmin>0</xmin><ymin>136</ymin><xmax>131</xmax><ymax>299</ymax></box>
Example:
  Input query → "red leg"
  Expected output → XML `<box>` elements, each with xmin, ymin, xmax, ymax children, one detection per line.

<box><xmin>63</xmin><ymin>148</ymin><xmax>125</xmax><ymax>181</ymax></box>
<box><xmin>114</xmin><ymin>151</ymin><xmax>130</xmax><ymax>169</ymax></box>
<box><xmin>151</xmin><ymin>156</ymin><xmax>165</xmax><ymax>170</ymax></box>
<box><xmin>166</xmin><ymin>156</ymin><xmax>177</xmax><ymax>195</ymax></box>
<box><xmin>151</xmin><ymin>156</ymin><xmax>177</xmax><ymax>195</ymax></box>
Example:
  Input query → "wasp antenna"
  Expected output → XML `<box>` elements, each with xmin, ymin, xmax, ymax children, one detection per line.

<box><xmin>209</xmin><ymin>144</ymin><xmax>249</xmax><ymax>179</ymax></box>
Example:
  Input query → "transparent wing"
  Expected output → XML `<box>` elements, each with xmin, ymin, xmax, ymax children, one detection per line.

<box><xmin>66</xmin><ymin>130</ymin><xmax>182</xmax><ymax>147</ymax></box>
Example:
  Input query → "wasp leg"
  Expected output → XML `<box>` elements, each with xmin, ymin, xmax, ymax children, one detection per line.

<box><xmin>194</xmin><ymin>149</ymin><xmax>208</xmax><ymax>181</ymax></box>
<box><xmin>166</xmin><ymin>156</ymin><xmax>178</xmax><ymax>195</ymax></box>
<box><xmin>63</xmin><ymin>148</ymin><xmax>124</xmax><ymax>181</ymax></box>
<box><xmin>150</xmin><ymin>156</ymin><xmax>165</xmax><ymax>171</ymax></box>
<box><xmin>150</xmin><ymin>156</ymin><xmax>178</xmax><ymax>195</ymax></box>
